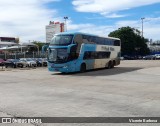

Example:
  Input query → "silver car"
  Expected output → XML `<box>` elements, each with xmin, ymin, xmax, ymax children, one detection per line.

<box><xmin>20</xmin><ymin>58</ymin><xmax>37</xmax><ymax>67</ymax></box>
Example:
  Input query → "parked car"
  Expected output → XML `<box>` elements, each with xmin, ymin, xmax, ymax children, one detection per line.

<box><xmin>20</xmin><ymin>58</ymin><xmax>37</xmax><ymax>67</ymax></box>
<box><xmin>31</xmin><ymin>58</ymin><xmax>39</xmax><ymax>66</ymax></box>
<box><xmin>123</xmin><ymin>55</ymin><xmax>136</xmax><ymax>60</ymax></box>
<box><xmin>120</xmin><ymin>57</ymin><xmax>124</xmax><ymax>60</ymax></box>
<box><xmin>0</xmin><ymin>58</ymin><xmax>5</xmax><ymax>66</ymax></box>
<box><xmin>155</xmin><ymin>54</ymin><xmax>160</xmax><ymax>59</ymax></box>
<box><xmin>37</xmin><ymin>58</ymin><xmax>47</xmax><ymax>66</ymax></box>
<box><xmin>19</xmin><ymin>59</ymin><xmax>29</xmax><ymax>67</ymax></box>
<box><xmin>4</xmin><ymin>59</ymin><xmax>23</xmax><ymax>68</ymax></box>
<box><xmin>136</xmin><ymin>55</ymin><xmax>143</xmax><ymax>59</ymax></box>
<box><xmin>43</xmin><ymin>58</ymin><xmax>48</xmax><ymax>66</ymax></box>
<box><xmin>143</xmin><ymin>55</ymin><xmax>156</xmax><ymax>60</ymax></box>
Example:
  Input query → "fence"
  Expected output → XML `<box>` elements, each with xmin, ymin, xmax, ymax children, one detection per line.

<box><xmin>0</xmin><ymin>52</ymin><xmax>47</xmax><ymax>59</ymax></box>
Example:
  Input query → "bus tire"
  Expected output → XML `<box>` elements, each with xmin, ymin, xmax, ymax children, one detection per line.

<box><xmin>80</xmin><ymin>63</ymin><xmax>86</xmax><ymax>73</ymax></box>
<box><xmin>112</xmin><ymin>60</ymin><xmax>116</xmax><ymax>68</ymax></box>
<box><xmin>107</xmin><ymin>61</ymin><xmax>112</xmax><ymax>69</ymax></box>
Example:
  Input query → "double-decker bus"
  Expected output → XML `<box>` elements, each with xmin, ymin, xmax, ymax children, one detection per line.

<box><xmin>47</xmin><ymin>32</ymin><xmax>121</xmax><ymax>73</ymax></box>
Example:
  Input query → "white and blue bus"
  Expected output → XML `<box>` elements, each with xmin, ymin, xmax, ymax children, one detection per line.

<box><xmin>47</xmin><ymin>32</ymin><xmax>121</xmax><ymax>73</ymax></box>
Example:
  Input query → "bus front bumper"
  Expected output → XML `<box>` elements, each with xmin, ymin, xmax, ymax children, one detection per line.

<box><xmin>48</xmin><ymin>63</ymin><xmax>71</xmax><ymax>73</ymax></box>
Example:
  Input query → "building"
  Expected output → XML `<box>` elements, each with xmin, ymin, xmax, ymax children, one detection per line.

<box><xmin>147</xmin><ymin>41</ymin><xmax>160</xmax><ymax>54</ymax></box>
<box><xmin>46</xmin><ymin>21</ymin><xmax>65</xmax><ymax>43</ymax></box>
<box><xmin>0</xmin><ymin>37</ymin><xmax>19</xmax><ymax>48</ymax></box>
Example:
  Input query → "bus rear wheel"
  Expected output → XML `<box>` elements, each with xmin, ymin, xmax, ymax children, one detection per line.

<box><xmin>107</xmin><ymin>61</ymin><xmax>112</xmax><ymax>69</ymax></box>
<box><xmin>111</xmin><ymin>60</ymin><xmax>116</xmax><ymax>68</ymax></box>
<box><xmin>80</xmin><ymin>63</ymin><xmax>86</xmax><ymax>73</ymax></box>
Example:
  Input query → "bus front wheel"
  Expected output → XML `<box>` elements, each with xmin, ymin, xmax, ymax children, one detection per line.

<box><xmin>80</xmin><ymin>63</ymin><xmax>86</xmax><ymax>73</ymax></box>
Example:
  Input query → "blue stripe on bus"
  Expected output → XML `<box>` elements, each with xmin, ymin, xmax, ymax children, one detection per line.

<box><xmin>48</xmin><ymin>44</ymin><xmax>97</xmax><ymax>72</ymax></box>
<box><xmin>79</xmin><ymin>44</ymin><xmax>96</xmax><ymax>70</ymax></box>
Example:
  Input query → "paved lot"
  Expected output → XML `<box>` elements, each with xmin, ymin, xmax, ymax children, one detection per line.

<box><xmin>0</xmin><ymin>60</ymin><xmax>160</xmax><ymax>126</ymax></box>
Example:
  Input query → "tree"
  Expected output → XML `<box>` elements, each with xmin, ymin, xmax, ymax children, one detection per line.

<box><xmin>32</xmin><ymin>41</ymin><xmax>46</xmax><ymax>51</ymax></box>
<box><xmin>108</xmin><ymin>26</ymin><xmax>150</xmax><ymax>56</ymax></box>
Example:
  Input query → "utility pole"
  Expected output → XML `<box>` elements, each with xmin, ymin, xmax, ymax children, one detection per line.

<box><xmin>141</xmin><ymin>17</ymin><xmax>145</xmax><ymax>38</ymax></box>
<box><xmin>64</xmin><ymin>16</ymin><xmax>68</xmax><ymax>32</ymax></box>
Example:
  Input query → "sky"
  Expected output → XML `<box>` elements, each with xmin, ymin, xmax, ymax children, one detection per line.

<box><xmin>0</xmin><ymin>0</ymin><xmax>160</xmax><ymax>42</ymax></box>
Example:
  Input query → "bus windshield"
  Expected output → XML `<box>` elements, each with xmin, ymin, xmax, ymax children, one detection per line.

<box><xmin>50</xmin><ymin>35</ymin><xmax>73</xmax><ymax>45</ymax></box>
<box><xmin>48</xmin><ymin>48</ymin><xmax>68</xmax><ymax>63</ymax></box>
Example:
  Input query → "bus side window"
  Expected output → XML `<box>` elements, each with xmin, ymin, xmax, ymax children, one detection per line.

<box><xmin>69</xmin><ymin>45</ymin><xmax>78</xmax><ymax>60</ymax></box>
<box><xmin>114</xmin><ymin>40</ymin><xmax>120</xmax><ymax>46</ymax></box>
<box><xmin>110</xmin><ymin>40</ymin><xmax>114</xmax><ymax>45</ymax></box>
<box><xmin>104</xmin><ymin>38</ymin><xmax>108</xmax><ymax>45</ymax></box>
<box><xmin>100</xmin><ymin>38</ymin><xmax>105</xmax><ymax>45</ymax></box>
<box><xmin>95</xmin><ymin>37</ymin><xmax>98</xmax><ymax>44</ymax></box>
<box><xmin>90</xmin><ymin>36</ymin><xmax>96</xmax><ymax>44</ymax></box>
<box><xmin>73</xmin><ymin>34</ymin><xmax>83</xmax><ymax>53</ymax></box>
<box><xmin>83</xmin><ymin>51</ymin><xmax>90</xmax><ymax>60</ymax></box>
<box><xmin>82</xmin><ymin>35</ymin><xmax>91</xmax><ymax>44</ymax></box>
<box><xmin>90</xmin><ymin>52</ymin><xmax>95</xmax><ymax>59</ymax></box>
<box><xmin>109</xmin><ymin>40</ymin><xmax>112</xmax><ymax>45</ymax></box>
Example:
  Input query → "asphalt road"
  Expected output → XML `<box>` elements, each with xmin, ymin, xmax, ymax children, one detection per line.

<box><xmin>0</xmin><ymin>60</ymin><xmax>160</xmax><ymax>126</ymax></box>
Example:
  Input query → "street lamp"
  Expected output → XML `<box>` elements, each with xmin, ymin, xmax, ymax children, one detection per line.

<box><xmin>141</xmin><ymin>17</ymin><xmax>145</xmax><ymax>38</ymax></box>
<box><xmin>64</xmin><ymin>16</ymin><xmax>68</xmax><ymax>32</ymax></box>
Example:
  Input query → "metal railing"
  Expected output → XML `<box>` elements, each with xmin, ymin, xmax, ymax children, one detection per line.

<box><xmin>0</xmin><ymin>52</ymin><xmax>47</xmax><ymax>60</ymax></box>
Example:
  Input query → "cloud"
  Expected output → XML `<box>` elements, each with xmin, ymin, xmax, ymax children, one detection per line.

<box><xmin>0</xmin><ymin>0</ymin><xmax>61</xmax><ymax>42</ymax></box>
<box><xmin>101</xmin><ymin>13</ymin><xmax>127</xmax><ymax>18</ymax></box>
<box><xmin>1</xmin><ymin>0</ymin><xmax>160</xmax><ymax>43</ymax></box>
<box><xmin>115</xmin><ymin>17</ymin><xmax>160</xmax><ymax>40</ymax></box>
<box><xmin>72</xmin><ymin>0</ymin><xmax>160</xmax><ymax>18</ymax></box>
<box><xmin>67</xmin><ymin>20</ymin><xmax>115</xmax><ymax>37</ymax></box>
<box><xmin>67</xmin><ymin>17</ymin><xmax>160</xmax><ymax>41</ymax></box>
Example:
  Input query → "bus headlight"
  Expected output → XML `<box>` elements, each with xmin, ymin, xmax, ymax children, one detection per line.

<box><xmin>63</xmin><ymin>65</ymin><xmax>69</xmax><ymax>68</ymax></box>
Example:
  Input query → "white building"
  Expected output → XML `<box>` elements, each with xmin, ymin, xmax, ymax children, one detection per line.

<box><xmin>46</xmin><ymin>21</ymin><xmax>65</xmax><ymax>43</ymax></box>
<box><xmin>0</xmin><ymin>37</ymin><xmax>19</xmax><ymax>48</ymax></box>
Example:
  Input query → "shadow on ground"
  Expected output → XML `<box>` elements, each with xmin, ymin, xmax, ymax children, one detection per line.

<box><xmin>52</xmin><ymin>67</ymin><xmax>143</xmax><ymax>76</ymax></box>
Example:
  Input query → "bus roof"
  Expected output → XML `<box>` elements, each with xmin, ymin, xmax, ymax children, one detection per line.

<box><xmin>55</xmin><ymin>32</ymin><xmax>120</xmax><ymax>40</ymax></box>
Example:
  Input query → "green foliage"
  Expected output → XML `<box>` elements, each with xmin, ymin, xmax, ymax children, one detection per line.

<box><xmin>32</xmin><ymin>41</ymin><xmax>46</xmax><ymax>51</ymax></box>
<box><xmin>108</xmin><ymin>26</ymin><xmax>150</xmax><ymax>56</ymax></box>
